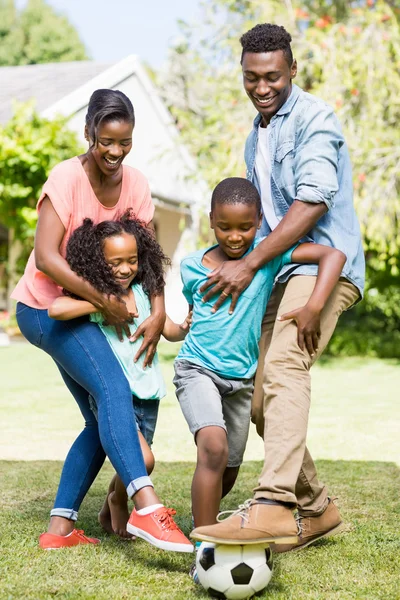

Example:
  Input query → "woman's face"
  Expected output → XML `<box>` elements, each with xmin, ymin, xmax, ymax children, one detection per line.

<box><xmin>88</xmin><ymin>120</ymin><xmax>133</xmax><ymax>177</ymax></box>
<box><xmin>103</xmin><ymin>232</ymin><xmax>138</xmax><ymax>290</ymax></box>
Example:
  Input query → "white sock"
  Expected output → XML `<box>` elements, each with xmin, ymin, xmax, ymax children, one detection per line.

<box><xmin>136</xmin><ymin>503</ymin><xmax>163</xmax><ymax>516</ymax></box>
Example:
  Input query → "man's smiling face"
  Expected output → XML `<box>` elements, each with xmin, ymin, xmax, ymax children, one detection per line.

<box><xmin>242</xmin><ymin>50</ymin><xmax>297</xmax><ymax>126</ymax></box>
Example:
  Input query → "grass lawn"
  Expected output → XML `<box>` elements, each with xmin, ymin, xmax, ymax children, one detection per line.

<box><xmin>1</xmin><ymin>342</ymin><xmax>400</xmax><ymax>599</ymax></box>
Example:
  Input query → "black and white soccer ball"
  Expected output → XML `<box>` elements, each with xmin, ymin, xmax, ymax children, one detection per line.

<box><xmin>195</xmin><ymin>542</ymin><xmax>273</xmax><ymax>599</ymax></box>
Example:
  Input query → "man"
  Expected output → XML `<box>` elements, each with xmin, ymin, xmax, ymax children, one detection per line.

<box><xmin>191</xmin><ymin>23</ymin><xmax>365</xmax><ymax>551</ymax></box>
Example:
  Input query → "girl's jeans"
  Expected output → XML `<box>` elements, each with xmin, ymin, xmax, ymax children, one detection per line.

<box><xmin>16</xmin><ymin>302</ymin><xmax>153</xmax><ymax>521</ymax></box>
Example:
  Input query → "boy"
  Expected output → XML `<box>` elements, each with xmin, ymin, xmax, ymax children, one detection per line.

<box><xmin>173</xmin><ymin>177</ymin><xmax>346</xmax><ymax>559</ymax></box>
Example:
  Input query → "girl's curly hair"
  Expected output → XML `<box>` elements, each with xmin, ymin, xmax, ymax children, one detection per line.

<box><xmin>64</xmin><ymin>210</ymin><xmax>171</xmax><ymax>299</ymax></box>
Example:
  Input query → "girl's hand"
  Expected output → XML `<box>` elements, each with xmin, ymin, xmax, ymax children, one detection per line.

<box><xmin>100</xmin><ymin>295</ymin><xmax>136</xmax><ymax>341</ymax></box>
<box><xmin>129</xmin><ymin>311</ymin><xmax>166</xmax><ymax>367</ymax></box>
<box><xmin>278</xmin><ymin>304</ymin><xmax>322</xmax><ymax>357</ymax></box>
<box><xmin>179</xmin><ymin>310</ymin><xmax>193</xmax><ymax>334</ymax></box>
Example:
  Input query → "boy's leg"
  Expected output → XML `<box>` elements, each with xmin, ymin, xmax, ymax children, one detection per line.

<box><xmin>192</xmin><ymin>426</ymin><xmax>229</xmax><ymax>527</ymax></box>
<box><xmin>222</xmin><ymin>467</ymin><xmax>240</xmax><ymax>498</ymax></box>
<box><xmin>173</xmin><ymin>360</ymin><xmax>233</xmax><ymax>528</ymax></box>
<box><xmin>220</xmin><ymin>377</ymin><xmax>253</xmax><ymax>498</ymax></box>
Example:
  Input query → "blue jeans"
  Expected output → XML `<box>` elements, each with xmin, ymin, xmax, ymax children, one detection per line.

<box><xmin>16</xmin><ymin>303</ymin><xmax>153</xmax><ymax>521</ymax></box>
<box><xmin>89</xmin><ymin>395</ymin><xmax>160</xmax><ymax>446</ymax></box>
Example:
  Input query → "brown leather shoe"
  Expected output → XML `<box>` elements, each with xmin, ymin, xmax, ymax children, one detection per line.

<box><xmin>190</xmin><ymin>500</ymin><xmax>299</xmax><ymax>545</ymax></box>
<box><xmin>272</xmin><ymin>497</ymin><xmax>345</xmax><ymax>553</ymax></box>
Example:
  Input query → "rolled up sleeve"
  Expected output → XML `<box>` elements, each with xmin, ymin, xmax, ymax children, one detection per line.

<box><xmin>294</xmin><ymin>103</ymin><xmax>344</xmax><ymax>210</ymax></box>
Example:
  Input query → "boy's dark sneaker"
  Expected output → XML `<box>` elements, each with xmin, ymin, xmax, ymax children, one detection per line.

<box><xmin>189</xmin><ymin>562</ymin><xmax>200</xmax><ymax>584</ymax></box>
<box><xmin>127</xmin><ymin>506</ymin><xmax>194</xmax><ymax>553</ymax></box>
<box><xmin>272</xmin><ymin>497</ymin><xmax>345</xmax><ymax>553</ymax></box>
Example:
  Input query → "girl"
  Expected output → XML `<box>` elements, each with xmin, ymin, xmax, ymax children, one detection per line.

<box><xmin>49</xmin><ymin>212</ymin><xmax>192</xmax><ymax>539</ymax></box>
<box><xmin>12</xmin><ymin>88</ymin><xmax>192</xmax><ymax>552</ymax></box>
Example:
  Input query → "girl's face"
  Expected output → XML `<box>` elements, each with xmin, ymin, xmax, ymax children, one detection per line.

<box><xmin>103</xmin><ymin>232</ymin><xmax>138</xmax><ymax>290</ymax></box>
<box><xmin>87</xmin><ymin>120</ymin><xmax>133</xmax><ymax>177</ymax></box>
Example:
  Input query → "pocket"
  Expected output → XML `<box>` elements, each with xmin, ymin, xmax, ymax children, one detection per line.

<box><xmin>275</xmin><ymin>141</ymin><xmax>295</xmax><ymax>163</ymax></box>
<box><xmin>16</xmin><ymin>304</ymin><xmax>43</xmax><ymax>347</ymax></box>
<box><xmin>15</xmin><ymin>302</ymin><xmax>31</xmax><ymax>316</ymax></box>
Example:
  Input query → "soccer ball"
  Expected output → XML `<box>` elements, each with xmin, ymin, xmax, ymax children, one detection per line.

<box><xmin>195</xmin><ymin>542</ymin><xmax>273</xmax><ymax>599</ymax></box>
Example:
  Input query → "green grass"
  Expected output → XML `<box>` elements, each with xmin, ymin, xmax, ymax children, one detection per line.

<box><xmin>1</xmin><ymin>342</ymin><xmax>400</xmax><ymax>599</ymax></box>
<box><xmin>0</xmin><ymin>460</ymin><xmax>399</xmax><ymax>599</ymax></box>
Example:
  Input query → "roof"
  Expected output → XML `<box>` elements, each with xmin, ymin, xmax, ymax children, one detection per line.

<box><xmin>0</xmin><ymin>61</ymin><xmax>112</xmax><ymax>124</ymax></box>
<box><xmin>1</xmin><ymin>56</ymin><xmax>207</xmax><ymax>207</ymax></box>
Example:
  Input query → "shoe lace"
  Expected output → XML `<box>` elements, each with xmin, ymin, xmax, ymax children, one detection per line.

<box><xmin>294</xmin><ymin>515</ymin><xmax>305</xmax><ymax>536</ymax></box>
<box><xmin>75</xmin><ymin>529</ymin><xmax>91</xmax><ymax>541</ymax></box>
<box><xmin>216</xmin><ymin>499</ymin><xmax>253</xmax><ymax>523</ymax></box>
<box><xmin>156</xmin><ymin>507</ymin><xmax>180</xmax><ymax>532</ymax></box>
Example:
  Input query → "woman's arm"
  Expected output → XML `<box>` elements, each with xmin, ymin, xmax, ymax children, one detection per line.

<box><xmin>48</xmin><ymin>296</ymin><xmax>98</xmax><ymax>321</ymax></box>
<box><xmin>35</xmin><ymin>197</ymin><xmax>132</xmax><ymax>336</ymax></box>
<box><xmin>278</xmin><ymin>243</ymin><xmax>346</xmax><ymax>355</ymax></box>
<box><xmin>162</xmin><ymin>310</ymin><xmax>193</xmax><ymax>342</ymax></box>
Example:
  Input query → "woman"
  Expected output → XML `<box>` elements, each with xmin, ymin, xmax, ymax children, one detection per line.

<box><xmin>12</xmin><ymin>89</ymin><xmax>193</xmax><ymax>553</ymax></box>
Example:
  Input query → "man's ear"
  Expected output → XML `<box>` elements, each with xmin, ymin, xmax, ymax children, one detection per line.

<box><xmin>258</xmin><ymin>211</ymin><xmax>263</xmax><ymax>229</ymax></box>
<box><xmin>291</xmin><ymin>59</ymin><xmax>297</xmax><ymax>80</ymax></box>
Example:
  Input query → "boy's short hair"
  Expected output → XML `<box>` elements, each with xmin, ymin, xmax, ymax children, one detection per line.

<box><xmin>211</xmin><ymin>177</ymin><xmax>261</xmax><ymax>214</ymax></box>
<box><xmin>240</xmin><ymin>23</ymin><xmax>293</xmax><ymax>67</ymax></box>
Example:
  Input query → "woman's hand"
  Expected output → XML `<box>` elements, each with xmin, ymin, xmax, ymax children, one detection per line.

<box><xmin>99</xmin><ymin>295</ymin><xmax>137</xmax><ymax>341</ymax></box>
<box><xmin>200</xmin><ymin>258</ymin><xmax>256</xmax><ymax>313</ymax></box>
<box><xmin>278</xmin><ymin>304</ymin><xmax>322</xmax><ymax>357</ymax></box>
<box><xmin>129</xmin><ymin>311</ymin><xmax>166</xmax><ymax>367</ymax></box>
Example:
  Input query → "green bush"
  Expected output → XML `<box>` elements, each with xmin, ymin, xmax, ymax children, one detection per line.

<box><xmin>327</xmin><ymin>284</ymin><xmax>400</xmax><ymax>358</ymax></box>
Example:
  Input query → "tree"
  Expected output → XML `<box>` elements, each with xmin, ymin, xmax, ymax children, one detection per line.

<box><xmin>160</xmin><ymin>0</ymin><xmax>400</xmax><ymax>356</ymax></box>
<box><xmin>0</xmin><ymin>102</ymin><xmax>83</xmax><ymax>305</ymax></box>
<box><xmin>0</xmin><ymin>0</ymin><xmax>88</xmax><ymax>66</ymax></box>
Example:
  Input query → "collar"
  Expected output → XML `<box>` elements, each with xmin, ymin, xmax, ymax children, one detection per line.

<box><xmin>253</xmin><ymin>83</ymin><xmax>301</xmax><ymax>128</ymax></box>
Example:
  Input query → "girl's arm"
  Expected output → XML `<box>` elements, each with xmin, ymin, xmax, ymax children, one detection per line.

<box><xmin>48</xmin><ymin>296</ymin><xmax>98</xmax><ymax>321</ymax></box>
<box><xmin>35</xmin><ymin>197</ymin><xmax>132</xmax><ymax>337</ymax></box>
<box><xmin>162</xmin><ymin>310</ymin><xmax>193</xmax><ymax>342</ymax></box>
<box><xmin>279</xmin><ymin>243</ymin><xmax>346</xmax><ymax>356</ymax></box>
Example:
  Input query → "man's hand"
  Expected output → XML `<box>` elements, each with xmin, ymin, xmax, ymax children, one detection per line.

<box><xmin>278</xmin><ymin>304</ymin><xmax>322</xmax><ymax>356</ymax></box>
<box><xmin>129</xmin><ymin>312</ymin><xmax>166</xmax><ymax>367</ymax></box>
<box><xmin>199</xmin><ymin>258</ymin><xmax>256</xmax><ymax>313</ymax></box>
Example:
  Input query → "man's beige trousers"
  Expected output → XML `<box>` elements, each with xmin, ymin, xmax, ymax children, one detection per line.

<box><xmin>252</xmin><ymin>275</ymin><xmax>360</xmax><ymax>515</ymax></box>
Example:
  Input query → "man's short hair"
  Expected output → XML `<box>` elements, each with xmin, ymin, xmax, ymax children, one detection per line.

<box><xmin>211</xmin><ymin>177</ymin><xmax>261</xmax><ymax>213</ymax></box>
<box><xmin>240</xmin><ymin>23</ymin><xmax>293</xmax><ymax>67</ymax></box>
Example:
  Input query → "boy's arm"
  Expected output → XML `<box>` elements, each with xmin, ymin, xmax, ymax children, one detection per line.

<box><xmin>48</xmin><ymin>296</ymin><xmax>98</xmax><ymax>320</ymax></box>
<box><xmin>278</xmin><ymin>243</ymin><xmax>346</xmax><ymax>356</ymax></box>
<box><xmin>162</xmin><ymin>308</ymin><xmax>193</xmax><ymax>342</ymax></box>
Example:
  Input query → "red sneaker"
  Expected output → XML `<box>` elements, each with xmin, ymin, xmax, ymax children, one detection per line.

<box><xmin>39</xmin><ymin>529</ymin><xmax>101</xmax><ymax>550</ymax></box>
<box><xmin>127</xmin><ymin>506</ymin><xmax>193</xmax><ymax>553</ymax></box>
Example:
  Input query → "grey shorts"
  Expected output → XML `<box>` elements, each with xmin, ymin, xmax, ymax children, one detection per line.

<box><xmin>173</xmin><ymin>359</ymin><xmax>253</xmax><ymax>467</ymax></box>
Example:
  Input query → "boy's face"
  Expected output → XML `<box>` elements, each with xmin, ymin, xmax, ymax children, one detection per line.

<box><xmin>210</xmin><ymin>202</ymin><xmax>262</xmax><ymax>259</ymax></box>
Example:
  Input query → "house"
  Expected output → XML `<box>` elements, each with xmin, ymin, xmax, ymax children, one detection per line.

<box><xmin>0</xmin><ymin>56</ymin><xmax>207</xmax><ymax>320</ymax></box>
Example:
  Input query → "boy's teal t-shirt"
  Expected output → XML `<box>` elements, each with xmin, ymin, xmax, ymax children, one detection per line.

<box><xmin>90</xmin><ymin>282</ymin><xmax>166</xmax><ymax>400</ymax></box>
<box><xmin>177</xmin><ymin>239</ymin><xmax>296</xmax><ymax>379</ymax></box>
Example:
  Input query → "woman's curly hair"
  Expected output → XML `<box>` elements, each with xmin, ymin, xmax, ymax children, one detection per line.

<box><xmin>64</xmin><ymin>210</ymin><xmax>171</xmax><ymax>299</ymax></box>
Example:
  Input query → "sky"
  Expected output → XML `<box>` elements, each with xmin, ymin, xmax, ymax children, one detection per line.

<box><xmin>15</xmin><ymin>0</ymin><xmax>202</xmax><ymax>67</ymax></box>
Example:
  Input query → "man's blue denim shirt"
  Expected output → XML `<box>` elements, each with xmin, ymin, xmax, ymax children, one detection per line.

<box><xmin>245</xmin><ymin>83</ymin><xmax>365</xmax><ymax>296</ymax></box>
